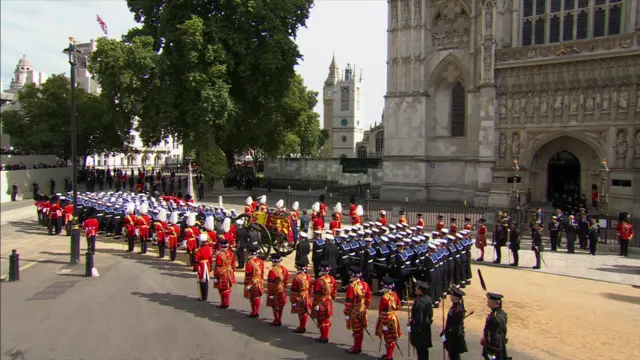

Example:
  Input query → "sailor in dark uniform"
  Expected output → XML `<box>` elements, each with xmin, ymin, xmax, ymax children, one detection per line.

<box><xmin>392</xmin><ymin>239</ymin><xmax>410</xmax><ymax>303</ymax></box>
<box><xmin>410</xmin><ymin>279</ymin><xmax>433</xmax><ymax>360</ymax></box>
<box><xmin>374</xmin><ymin>235</ymin><xmax>391</xmax><ymax>293</ymax></box>
<box><xmin>361</xmin><ymin>236</ymin><xmax>376</xmax><ymax>289</ymax></box>
<box><xmin>453</xmin><ymin>234</ymin><xmax>465</xmax><ymax>287</ymax></box>
<box><xmin>482</xmin><ymin>292</ymin><xmax>510</xmax><ymax>360</ymax></box>
<box><xmin>441</xmin><ymin>287</ymin><xmax>468</xmax><ymax>360</ymax></box>
<box><xmin>104</xmin><ymin>202</ymin><xmax>115</xmax><ymax>236</ymax></box>
<box><xmin>323</xmin><ymin>234</ymin><xmax>340</xmax><ymax>280</ymax></box>
<box><xmin>336</xmin><ymin>234</ymin><xmax>351</xmax><ymax>291</ymax></box>
<box><xmin>312</xmin><ymin>230</ymin><xmax>326</xmax><ymax>279</ymax></box>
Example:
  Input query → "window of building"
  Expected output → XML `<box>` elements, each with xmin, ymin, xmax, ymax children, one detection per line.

<box><xmin>375</xmin><ymin>131</ymin><xmax>384</xmax><ymax>155</ymax></box>
<box><xmin>341</xmin><ymin>86</ymin><xmax>349</xmax><ymax>111</ymax></box>
<box><xmin>450</xmin><ymin>82</ymin><xmax>466</xmax><ymax>137</ymax></box>
<box><xmin>521</xmin><ymin>0</ymin><xmax>623</xmax><ymax>45</ymax></box>
<box><xmin>341</xmin><ymin>135</ymin><xmax>348</xmax><ymax>143</ymax></box>
<box><xmin>612</xmin><ymin>179</ymin><xmax>631</xmax><ymax>187</ymax></box>
<box><xmin>357</xmin><ymin>146</ymin><xmax>367</xmax><ymax>159</ymax></box>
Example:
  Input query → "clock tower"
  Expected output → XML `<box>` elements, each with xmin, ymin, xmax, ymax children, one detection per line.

<box><xmin>323</xmin><ymin>54</ymin><xmax>364</xmax><ymax>159</ymax></box>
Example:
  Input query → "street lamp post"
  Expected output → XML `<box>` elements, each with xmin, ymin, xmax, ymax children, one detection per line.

<box><xmin>598</xmin><ymin>160</ymin><xmax>609</xmax><ymax>215</ymax></box>
<box><xmin>63</xmin><ymin>39</ymin><xmax>83</xmax><ymax>264</ymax></box>
<box><xmin>511</xmin><ymin>159</ymin><xmax>520</xmax><ymax>222</ymax></box>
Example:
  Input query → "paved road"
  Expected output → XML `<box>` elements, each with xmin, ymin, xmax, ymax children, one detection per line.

<box><xmin>1</xmin><ymin>238</ymin><xmax>536</xmax><ymax>360</ymax></box>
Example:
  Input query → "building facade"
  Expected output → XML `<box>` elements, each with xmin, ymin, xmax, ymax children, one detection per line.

<box><xmin>322</xmin><ymin>55</ymin><xmax>366</xmax><ymax>158</ymax></box>
<box><xmin>7</xmin><ymin>55</ymin><xmax>48</xmax><ymax>92</ymax></box>
<box><xmin>380</xmin><ymin>0</ymin><xmax>639</xmax><ymax>215</ymax></box>
<box><xmin>355</xmin><ymin>110</ymin><xmax>385</xmax><ymax>158</ymax></box>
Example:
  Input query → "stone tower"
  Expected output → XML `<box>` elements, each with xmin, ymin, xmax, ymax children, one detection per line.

<box><xmin>322</xmin><ymin>55</ymin><xmax>365</xmax><ymax>158</ymax></box>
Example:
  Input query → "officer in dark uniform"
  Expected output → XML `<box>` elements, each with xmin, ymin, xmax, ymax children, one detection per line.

<box><xmin>410</xmin><ymin>279</ymin><xmax>433</xmax><ymax>360</ymax></box>
<box><xmin>311</xmin><ymin>230</ymin><xmax>326</xmax><ymax>279</ymax></box>
<box><xmin>549</xmin><ymin>216</ymin><xmax>560</xmax><ymax>251</ymax></box>
<box><xmin>323</xmin><ymin>234</ymin><xmax>340</xmax><ymax>279</ymax></box>
<box><xmin>104</xmin><ymin>203</ymin><xmax>115</xmax><ymax>236</ymax></box>
<box><xmin>578</xmin><ymin>212</ymin><xmax>589</xmax><ymax>250</ymax></box>
<box><xmin>493</xmin><ymin>220</ymin><xmax>509</xmax><ymax>264</ymax></box>
<box><xmin>392</xmin><ymin>240</ymin><xmax>409</xmax><ymax>303</ymax></box>
<box><xmin>294</xmin><ymin>232</ymin><xmax>310</xmax><ymax>266</ymax></box>
<box><xmin>531</xmin><ymin>223</ymin><xmax>543</xmax><ymax>269</ymax></box>
<box><xmin>481</xmin><ymin>292</ymin><xmax>510</xmax><ymax>360</ymax></box>
<box><xmin>508</xmin><ymin>222</ymin><xmax>520</xmax><ymax>267</ymax></box>
<box><xmin>441</xmin><ymin>287</ymin><xmax>468</xmax><ymax>360</ymax></box>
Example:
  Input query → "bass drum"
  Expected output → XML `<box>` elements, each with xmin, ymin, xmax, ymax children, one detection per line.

<box><xmin>233</xmin><ymin>214</ymin><xmax>272</xmax><ymax>258</ymax></box>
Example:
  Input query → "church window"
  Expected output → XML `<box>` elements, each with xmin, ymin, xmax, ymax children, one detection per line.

<box><xmin>608</xmin><ymin>5</ymin><xmax>621</xmax><ymax>35</ymax></box>
<box><xmin>375</xmin><ymin>131</ymin><xmax>384</xmax><ymax>155</ymax></box>
<box><xmin>340</xmin><ymin>86</ymin><xmax>349</xmax><ymax>111</ymax></box>
<box><xmin>523</xmin><ymin>0</ymin><xmax>533</xmax><ymax>17</ymax></box>
<box><xmin>563</xmin><ymin>13</ymin><xmax>574</xmax><ymax>41</ymax></box>
<box><xmin>534</xmin><ymin>17</ymin><xmax>546</xmax><ymax>44</ymax></box>
<box><xmin>576</xmin><ymin>11</ymin><xmax>588</xmax><ymax>39</ymax></box>
<box><xmin>593</xmin><ymin>8</ymin><xmax>606</xmax><ymax>37</ymax></box>
<box><xmin>450</xmin><ymin>82</ymin><xmax>466</xmax><ymax>138</ymax></box>
<box><xmin>564</xmin><ymin>0</ymin><xmax>575</xmax><ymax>9</ymax></box>
<box><xmin>551</xmin><ymin>0</ymin><xmax>562</xmax><ymax>13</ymax></box>
<box><xmin>578</xmin><ymin>0</ymin><xmax>588</xmax><ymax>7</ymax></box>
<box><xmin>522</xmin><ymin>20</ymin><xmax>533</xmax><ymax>46</ymax></box>
<box><xmin>357</xmin><ymin>146</ymin><xmax>367</xmax><ymax>159</ymax></box>
<box><xmin>535</xmin><ymin>0</ymin><xmax>546</xmax><ymax>15</ymax></box>
<box><xmin>550</xmin><ymin>16</ymin><xmax>561</xmax><ymax>43</ymax></box>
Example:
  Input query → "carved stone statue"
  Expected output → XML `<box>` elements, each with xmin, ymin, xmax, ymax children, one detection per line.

<box><xmin>585</xmin><ymin>92</ymin><xmax>594</xmax><ymax>112</ymax></box>
<box><xmin>525</xmin><ymin>93</ymin><xmax>534</xmax><ymax>115</ymax></box>
<box><xmin>635</xmin><ymin>131</ymin><xmax>640</xmax><ymax>158</ymax></box>
<box><xmin>601</xmin><ymin>90</ymin><xmax>610</xmax><ymax>112</ymax></box>
<box><xmin>539</xmin><ymin>92</ymin><xmax>548</xmax><ymax>115</ymax></box>
<box><xmin>618</xmin><ymin>90</ymin><xmax>628</xmax><ymax>111</ymax></box>
<box><xmin>513</xmin><ymin>96</ymin><xmax>521</xmax><ymax>115</ymax></box>
<box><xmin>391</xmin><ymin>1</ymin><xmax>398</xmax><ymax>27</ymax></box>
<box><xmin>499</xmin><ymin>97</ymin><xmax>507</xmax><ymax>117</ymax></box>
<box><xmin>413</xmin><ymin>0</ymin><xmax>421</xmax><ymax>23</ymax></box>
<box><xmin>511</xmin><ymin>132</ymin><xmax>520</xmax><ymax>157</ymax></box>
<box><xmin>499</xmin><ymin>133</ymin><xmax>506</xmax><ymax>157</ymax></box>
<box><xmin>402</xmin><ymin>0</ymin><xmax>410</xmax><ymax>26</ymax></box>
<box><xmin>616</xmin><ymin>131</ymin><xmax>628</xmax><ymax>159</ymax></box>
<box><xmin>553</xmin><ymin>94</ymin><xmax>563</xmax><ymax>115</ymax></box>
<box><xmin>484</xmin><ymin>2</ymin><xmax>493</xmax><ymax>34</ymax></box>
<box><xmin>570</xmin><ymin>94</ymin><xmax>579</xmax><ymax>114</ymax></box>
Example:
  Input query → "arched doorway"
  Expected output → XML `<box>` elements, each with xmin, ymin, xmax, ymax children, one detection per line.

<box><xmin>546</xmin><ymin>151</ymin><xmax>580</xmax><ymax>202</ymax></box>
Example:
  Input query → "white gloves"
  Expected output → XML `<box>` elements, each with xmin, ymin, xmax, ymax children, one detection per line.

<box><xmin>345</xmin><ymin>316</ymin><xmax>350</xmax><ymax>320</ymax></box>
<box><xmin>315</xmin><ymin>306</ymin><xmax>320</xmax><ymax>311</ymax></box>
<box><xmin>441</xmin><ymin>335</ymin><xmax>447</xmax><ymax>343</ymax></box>
<box><xmin>292</xmin><ymin>304</ymin><xmax>296</xmax><ymax>307</ymax></box>
<box><xmin>269</xmin><ymin>296</ymin><xmax>274</xmax><ymax>299</ymax></box>
<box><xmin>213</xmin><ymin>279</ymin><xmax>218</xmax><ymax>283</ymax></box>
<box><xmin>382</xmin><ymin>326</ymin><xmax>388</xmax><ymax>332</ymax></box>
<box><xmin>407</xmin><ymin>326</ymin><xmax>411</xmax><ymax>333</ymax></box>
<box><xmin>245</xmin><ymin>286</ymin><xmax>251</xmax><ymax>291</ymax></box>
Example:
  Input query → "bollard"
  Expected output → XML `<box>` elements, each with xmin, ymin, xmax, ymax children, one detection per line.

<box><xmin>70</xmin><ymin>226</ymin><xmax>81</xmax><ymax>264</ymax></box>
<box><xmin>85</xmin><ymin>251</ymin><xmax>94</xmax><ymax>277</ymax></box>
<box><xmin>8</xmin><ymin>249</ymin><xmax>20</xmax><ymax>282</ymax></box>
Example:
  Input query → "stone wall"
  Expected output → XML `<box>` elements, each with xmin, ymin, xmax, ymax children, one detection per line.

<box><xmin>1</xmin><ymin>168</ymin><xmax>72</xmax><ymax>203</ymax></box>
<box><xmin>1</xmin><ymin>155</ymin><xmax>59</xmax><ymax>168</ymax></box>
<box><xmin>264</xmin><ymin>158</ymin><xmax>382</xmax><ymax>187</ymax></box>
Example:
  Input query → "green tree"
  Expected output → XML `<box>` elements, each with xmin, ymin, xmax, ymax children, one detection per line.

<box><xmin>90</xmin><ymin>0</ymin><xmax>315</xmax><ymax>170</ymax></box>
<box><xmin>1</xmin><ymin>75</ymin><xmax>130</xmax><ymax>164</ymax></box>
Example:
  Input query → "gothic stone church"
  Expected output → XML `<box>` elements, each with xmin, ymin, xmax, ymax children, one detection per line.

<box><xmin>379</xmin><ymin>0</ymin><xmax>640</xmax><ymax>215</ymax></box>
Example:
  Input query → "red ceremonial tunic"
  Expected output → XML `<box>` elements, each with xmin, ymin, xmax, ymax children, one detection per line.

<box><xmin>375</xmin><ymin>291</ymin><xmax>402</xmax><ymax>344</ymax></box>
<box><xmin>206</xmin><ymin>230</ymin><xmax>217</xmax><ymax>250</ymax></box>
<box><xmin>319</xmin><ymin>203</ymin><xmax>327</xmax><ymax>218</ymax></box>
<box><xmin>251</xmin><ymin>201</ymin><xmax>259</xmax><ymax>211</ymax></box>
<box><xmin>311</xmin><ymin>274</ymin><xmax>336</xmax><ymax>321</ymax></box>
<box><xmin>436</xmin><ymin>221</ymin><xmax>445</xmax><ymax>231</ymax></box>
<box><xmin>49</xmin><ymin>203</ymin><xmax>61</xmax><ymax>219</ymax></box>
<box><xmin>214</xmin><ymin>248</ymin><xmax>236</xmax><ymax>292</ymax></box>
<box><xmin>399</xmin><ymin>216</ymin><xmax>407</xmax><ymax>225</ymax></box>
<box><xmin>290</xmin><ymin>272</ymin><xmax>312</xmax><ymax>314</ymax></box>
<box><xmin>193</xmin><ymin>245</ymin><xmax>214</xmax><ymax>281</ymax></box>
<box><xmin>243</xmin><ymin>257</ymin><xmax>264</xmax><ymax>300</ymax></box>
<box><xmin>267</xmin><ymin>264</ymin><xmax>290</xmax><ymax>308</ymax></box>
<box><xmin>476</xmin><ymin>225</ymin><xmax>487</xmax><ymax>248</ymax></box>
<box><xmin>449</xmin><ymin>224</ymin><xmax>457</xmax><ymax>234</ymax></box>
<box><xmin>244</xmin><ymin>205</ymin><xmax>253</xmax><ymax>215</ymax></box>
<box><xmin>329</xmin><ymin>220</ymin><xmax>341</xmax><ymax>235</ymax></box>
<box><xmin>259</xmin><ymin>204</ymin><xmax>268</xmax><ymax>212</ymax></box>
<box><xmin>83</xmin><ymin>218</ymin><xmax>99</xmax><ymax>238</ymax></box>
<box><xmin>135</xmin><ymin>215</ymin><xmax>151</xmax><ymax>240</ymax></box>
<box><xmin>167</xmin><ymin>224</ymin><xmax>181</xmax><ymax>248</ymax></box>
<box><xmin>291</xmin><ymin>210</ymin><xmax>300</xmax><ymax>225</ymax></box>
<box><xmin>184</xmin><ymin>227</ymin><xmax>199</xmax><ymax>253</ymax></box>
<box><xmin>123</xmin><ymin>214</ymin><xmax>136</xmax><ymax>237</ymax></box>
<box><xmin>618</xmin><ymin>223</ymin><xmax>635</xmax><ymax>241</ymax></box>
<box><xmin>378</xmin><ymin>217</ymin><xmax>388</xmax><ymax>226</ymax></box>
<box><xmin>417</xmin><ymin>218</ymin><xmax>425</xmax><ymax>227</ymax></box>
<box><xmin>313</xmin><ymin>216</ymin><xmax>324</xmax><ymax>232</ymax></box>
<box><xmin>464</xmin><ymin>224</ymin><xmax>472</xmax><ymax>231</ymax></box>
<box><xmin>42</xmin><ymin>201</ymin><xmax>50</xmax><ymax>216</ymax></box>
<box><xmin>63</xmin><ymin>205</ymin><xmax>74</xmax><ymax>223</ymax></box>
<box><xmin>344</xmin><ymin>279</ymin><xmax>372</xmax><ymax>332</ymax></box>
<box><xmin>153</xmin><ymin>221</ymin><xmax>166</xmax><ymax>244</ymax></box>
<box><xmin>223</xmin><ymin>231</ymin><xmax>235</xmax><ymax>247</ymax></box>
<box><xmin>352</xmin><ymin>215</ymin><xmax>363</xmax><ymax>226</ymax></box>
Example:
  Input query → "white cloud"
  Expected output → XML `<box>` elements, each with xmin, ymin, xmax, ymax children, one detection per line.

<box><xmin>1</xmin><ymin>0</ymin><xmax>388</xmax><ymax>128</ymax></box>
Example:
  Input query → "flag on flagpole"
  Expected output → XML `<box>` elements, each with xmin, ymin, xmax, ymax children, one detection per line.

<box><xmin>96</xmin><ymin>14</ymin><xmax>108</xmax><ymax>35</ymax></box>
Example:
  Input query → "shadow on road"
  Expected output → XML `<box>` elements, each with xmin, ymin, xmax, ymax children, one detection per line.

<box><xmin>593</xmin><ymin>265</ymin><xmax>640</xmax><ymax>275</ymax></box>
<box><xmin>97</xmin><ymin>248</ymin><xmax>192</xmax><ymax>273</ymax></box>
<box><xmin>132</xmin><ymin>291</ymin><xmax>378</xmax><ymax>359</ymax></box>
<box><xmin>0</xmin><ymin>257</ymin><xmax>68</xmax><ymax>266</ymax></box>
<box><xmin>6</xmin><ymin>220</ymin><xmax>49</xmax><ymax>235</ymax></box>
<box><xmin>600</xmin><ymin>292</ymin><xmax>640</xmax><ymax>306</ymax></box>
<box><xmin>160</xmin><ymin>272</ymin><xmax>198</xmax><ymax>279</ymax></box>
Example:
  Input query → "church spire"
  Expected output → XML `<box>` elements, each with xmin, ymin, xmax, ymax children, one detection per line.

<box><xmin>325</xmin><ymin>53</ymin><xmax>339</xmax><ymax>85</ymax></box>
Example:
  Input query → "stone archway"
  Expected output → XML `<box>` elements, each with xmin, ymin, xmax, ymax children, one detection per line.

<box><xmin>528</xmin><ymin>135</ymin><xmax>602</xmax><ymax>203</ymax></box>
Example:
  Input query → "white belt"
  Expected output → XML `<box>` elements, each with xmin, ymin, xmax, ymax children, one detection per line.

<box><xmin>367</xmin><ymin>260</ymin><xmax>373</xmax><ymax>263</ymax></box>
<box><xmin>404</xmin><ymin>261</ymin><xmax>411</xmax><ymax>264</ymax></box>
<box><xmin>315</xmin><ymin>250</ymin><xmax>323</xmax><ymax>253</ymax></box>
<box><xmin>455</xmin><ymin>255</ymin><xmax>460</xmax><ymax>258</ymax></box>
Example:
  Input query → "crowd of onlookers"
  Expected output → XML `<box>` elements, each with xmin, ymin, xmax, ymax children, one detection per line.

<box><xmin>0</xmin><ymin>146</ymin><xmax>27</xmax><ymax>155</ymax></box>
<box><xmin>1</xmin><ymin>160</ymin><xmax>68</xmax><ymax>171</ymax></box>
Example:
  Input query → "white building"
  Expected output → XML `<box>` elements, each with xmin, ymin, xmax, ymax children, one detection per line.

<box><xmin>7</xmin><ymin>55</ymin><xmax>48</xmax><ymax>92</ymax></box>
<box><xmin>72</xmin><ymin>39</ymin><xmax>184</xmax><ymax>169</ymax></box>
<box><xmin>322</xmin><ymin>55</ymin><xmax>365</xmax><ymax>158</ymax></box>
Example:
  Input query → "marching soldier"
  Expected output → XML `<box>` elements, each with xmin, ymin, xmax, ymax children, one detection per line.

<box><xmin>244</xmin><ymin>196</ymin><xmax>254</xmax><ymax>214</ymax></box>
<box><xmin>184</xmin><ymin>213</ymin><xmax>200</xmax><ymax>265</ymax></box>
<box><xmin>494</xmin><ymin>220</ymin><xmax>509</xmax><ymax>264</ymax></box>
<box><xmin>532</xmin><ymin>223</ymin><xmax>543</xmax><ymax>269</ymax></box>
<box><xmin>48</xmin><ymin>196</ymin><xmax>62</xmax><ymax>235</ymax></box>
<box><xmin>449</xmin><ymin>218</ymin><xmax>458</xmax><ymax>234</ymax></box>
<box><xmin>378</xmin><ymin>210</ymin><xmax>388</xmax><ymax>226</ymax></box>
<box><xmin>463</xmin><ymin>217</ymin><xmax>472</xmax><ymax>231</ymax></box>
<box><xmin>312</xmin><ymin>202</ymin><xmax>324</xmax><ymax>231</ymax></box>
<box><xmin>441</xmin><ymin>287</ymin><xmax>468</xmax><ymax>360</ymax></box>
<box><xmin>244</xmin><ymin>244</ymin><xmax>264</xmax><ymax>318</ymax></box>
<box><xmin>311</xmin><ymin>261</ymin><xmax>336</xmax><ymax>343</ymax></box>
<box><xmin>343</xmin><ymin>266</ymin><xmax>372</xmax><ymax>354</ymax></box>
<box><xmin>213</xmin><ymin>236</ymin><xmax>237</xmax><ymax>309</ymax></box>
<box><xmin>349</xmin><ymin>196</ymin><xmax>358</xmax><ymax>225</ymax></box>
<box><xmin>334</xmin><ymin>202</ymin><xmax>343</xmax><ymax>223</ymax></box>
<box><xmin>410</xmin><ymin>279</ymin><xmax>434</xmax><ymax>360</ymax></box>
<box><xmin>136</xmin><ymin>203</ymin><xmax>151</xmax><ymax>254</ymax></box>
<box><xmin>376</xmin><ymin>276</ymin><xmax>402</xmax><ymax>360</ymax></box>
<box><xmin>416</xmin><ymin>213</ymin><xmax>425</xmax><ymax>228</ymax></box>
<box><xmin>617</xmin><ymin>212</ymin><xmax>634</xmax><ymax>257</ymax></box>
<box><xmin>193</xmin><ymin>234</ymin><xmax>214</xmax><ymax>301</ymax></box>
<box><xmin>167</xmin><ymin>211</ymin><xmax>181</xmax><ymax>261</ymax></box>
<box><xmin>508</xmin><ymin>222</ymin><xmax>520</xmax><ymax>267</ymax></box>
<box><xmin>319</xmin><ymin>194</ymin><xmax>327</xmax><ymax>220</ymax></box>
<box><xmin>154</xmin><ymin>209</ymin><xmax>168</xmax><ymax>258</ymax></box>
<box><xmin>436</xmin><ymin>215</ymin><xmax>445</xmax><ymax>231</ymax></box>
<box><xmin>549</xmin><ymin>216</ymin><xmax>560</xmax><ymax>251</ymax></box>
<box><xmin>290</xmin><ymin>261</ymin><xmax>313</xmax><ymax>334</ymax></box>
<box><xmin>124</xmin><ymin>203</ymin><xmax>136</xmax><ymax>252</ymax></box>
<box><xmin>258</xmin><ymin>195</ymin><xmax>268</xmax><ymax>212</ymax></box>
<box><xmin>267</xmin><ymin>253</ymin><xmax>290</xmax><ymax>326</ymax></box>
<box><xmin>361</xmin><ymin>237</ymin><xmax>376</xmax><ymax>289</ymax></box>
<box><xmin>398</xmin><ymin>210</ymin><xmax>407</xmax><ymax>225</ymax></box>
<box><xmin>82</xmin><ymin>208</ymin><xmax>99</xmax><ymax>253</ymax></box>
<box><xmin>481</xmin><ymin>293</ymin><xmax>510</xmax><ymax>360</ymax></box>
<box><xmin>329</xmin><ymin>213</ymin><xmax>341</xmax><ymax>235</ymax></box>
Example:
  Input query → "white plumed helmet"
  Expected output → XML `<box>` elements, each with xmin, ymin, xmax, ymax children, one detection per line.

<box><xmin>126</xmin><ymin>202</ymin><xmax>135</xmax><ymax>215</ymax></box>
<box><xmin>186</xmin><ymin>212</ymin><xmax>196</xmax><ymax>227</ymax></box>
<box><xmin>379</xmin><ymin>209</ymin><xmax>386</xmax><ymax>216</ymax></box>
<box><xmin>198</xmin><ymin>233</ymin><xmax>208</xmax><ymax>243</ymax></box>
<box><xmin>258</xmin><ymin>195</ymin><xmax>267</xmax><ymax>204</ymax></box>
<box><xmin>292</xmin><ymin>201</ymin><xmax>299</xmax><ymax>211</ymax></box>
<box><xmin>312</xmin><ymin>202</ymin><xmax>320</xmax><ymax>213</ymax></box>
<box><xmin>170</xmin><ymin>211</ymin><xmax>179</xmax><ymax>224</ymax></box>
<box><xmin>334</xmin><ymin>202</ymin><xmax>343</xmax><ymax>214</ymax></box>
<box><xmin>356</xmin><ymin>205</ymin><xmax>364</xmax><ymax>217</ymax></box>
<box><xmin>221</xmin><ymin>217</ymin><xmax>231</xmax><ymax>233</ymax></box>
<box><xmin>205</xmin><ymin>216</ymin><xmax>215</xmax><ymax>231</ymax></box>
<box><xmin>157</xmin><ymin>209</ymin><xmax>167</xmax><ymax>222</ymax></box>
<box><xmin>140</xmin><ymin>203</ymin><xmax>149</xmax><ymax>215</ymax></box>
<box><xmin>245</xmin><ymin>196</ymin><xmax>253</xmax><ymax>206</ymax></box>
<box><xmin>276</xmin><ymin>199</ymin><xmax>284</xmax><ymax>209</ymax></box>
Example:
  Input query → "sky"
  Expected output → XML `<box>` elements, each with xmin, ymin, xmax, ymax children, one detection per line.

<box><xmin>0</xmin><ymin>0</ymin><xmax>388</xmax><ymax>129</ymax></box>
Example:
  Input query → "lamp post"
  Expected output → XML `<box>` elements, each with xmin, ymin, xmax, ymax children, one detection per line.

<box><xmin>511</xmin><ymin>159</ymin><xmax>520</xmax><ymax>223</ymax></box>
<box><xmin>63</xmin><ymin>39</ymin><xmax>83</xmax><ymax>264</ymax></box>
<box><xmin>598</xmin><ymin>160</ymin><xmax>609</xmax><ymax>216</ymax></box>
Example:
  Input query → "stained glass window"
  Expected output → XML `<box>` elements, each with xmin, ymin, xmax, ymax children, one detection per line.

<box><xmin>451</xmin><ymin>82</ymin><xmax>466</xmax><ymax>138</ymax></box>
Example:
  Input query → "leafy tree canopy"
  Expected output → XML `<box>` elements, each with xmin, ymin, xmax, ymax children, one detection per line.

<box><xmin>1</xmin><ymin>74</ymin><xmax>131</xmax><ymax>163</ymax></box>
<box><xmin>90</xmin><ymin>0</ymin><xmax>316</xmax><ymax>169</ymax></box>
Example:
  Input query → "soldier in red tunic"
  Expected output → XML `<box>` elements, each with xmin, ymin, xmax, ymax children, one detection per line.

<box><xmin>334</xmin><ymin>202</ymin><xmax>343</xmax><ymax>223</ymax></box>
<box><xmin>291</xmin><ymin>201</ymin><xmax>300</xmax><ymax>229</ymax></box>
<box><xmin>82</xmin><ymin>208</ymin><xmax>99</xmax><ymax>253</ymax></box>
<box><xmin>463</xmin><ymin>217</ymin><xmax>472</xmax><ymax>231</ymax></box>
<box><xmin>184</xmin><ymin>213</ymin><xmax>200</xmax><ymax>265</ymax></box>
<box><xmin>290</xmin><ymin>262</ymin><xmax>313</xmax><ymax>333</ymax></box>
<box><xmin>154</xmin><ymin>209</ymin><xmax>168</xmax><ymax>258</ymax></box>
<box><xmin>319</xmin><ymin>194</ymin><xmax>327</xmax><ymax>220</ymax></box>
<box><xmin>62</xmin><ymin>198</ymin><xmax>74</xmax><ymax>235</ymax></box>
<box><xmin>416</xmin><ymin>213</ymin><xmax>425</xmax><ymax>228</ymax></box>
<box><xmin>252</xmin><ymin>197</ymin><xmax>260</xmax><ymax>212</ymax></box>
<box><xmin>123</xmin><ymin>203</ymin><xmax>136</xmax><ymax>252</ymax></box>
<box><xmin>311</xmin><ymin>261</ymin><xmax>337</xmax><ymax>343</ymax></box>
<box><xmin>244</xmin><ymin>196</ymin><xmax>254</xmax><ymax>215</ymax></box>
<box><xmin>312</xmin><ymin>202</ymin><xmax>324</xmax><ymax>232</ymax></box>
<box><xmin>244</xmin><ymin>244</ymin><xmax>264</xmax><ymax>318</ymax></box>
<box><xmin>213</xmin><ymin>234</ymin><xmax>237</xmax><ymax>309</ymax></box>
<box><xmin>48</xmin><ymin>196</ymin><xmax>62</xmax><ymax>235</ymax></box>
<box><xmin>617</xmin><ymin>212</ymin><xmax>635</xmax><ymax>257</ymax></box>
<box><xmin>329</xmin><ymin>213</ymin><xmax>341</xmax><ymax>235</ymax></box>
<box><xmin>267</xmin><ymin>253</ymin><xmax>290</xmax><ymax>326</ymax></box>
<box><xmin>343</xmin><ymin>266</ymin><xmax>372</xmax><ymax>354</ymax></box>
<box><xmin>376</xmin><ymin>276</ymin><xmax>402</xmax><ymax>360</ymax></box>
<box><xmin>476</xmin><ymin>218</ymin><xmax>488</xmax><ymax>261</ymax></box>
<box><xmin>204</xmin><ymin>216</ymin><xmax>217</xmax><ymax>251</ymax></box>
<box><xmin>167</xmin><ymin>212</ymin><xmax>181</xmax><ymax>261</ymax></box>
<box><xmin>136</xmin><ymin>203</ymin><xmax>152</xmax><ymax>254</ymax></box>
<box><xmin>436</xmin><ymin>215</ymin><xmax>445</xmax><ymax>231</ymax></box>
<box><xmin>349</xmin><ymin>196</ymin><xmax>358</xmax><ymax>225</ymax></box>
<box><xmin>193</xmin><ymin>234</ymin><xmax>214</xmax><ymax>301</ymax></box>
<box><xmin>449</xmin><ymin>217</ymin><xmax>458</xmax><ymax>234</ymax></box>
<box><xmin>352</xmin><ymin>205</ymin><xmax>363</xmax><ymax>226</ymax></box>
<box><xmin>398</xmin><ymin>210</ymin><xmax>407</xmax><ymax>225</ymax></box>
<box><xmin>378</xmin><ymin>210</ymin><xmax>388</xmax><ymax>227</ymax></box>
<box><xmin>258</xmin><ymin>195</ymin><xmax>268</xmax><ymax>212</ymax></box>
<box><xmin>41</xmin><ymin>196</ymin><xmax>50</xmax><ymax>227</ymax></box>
